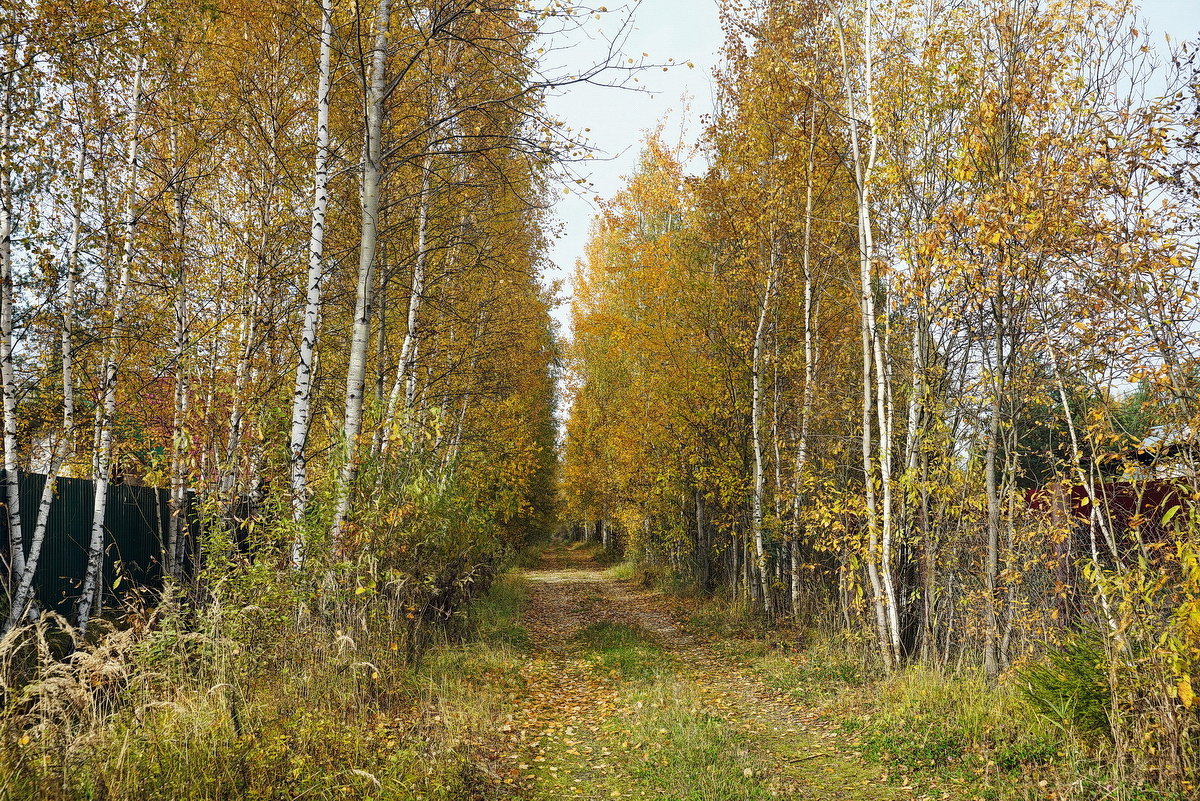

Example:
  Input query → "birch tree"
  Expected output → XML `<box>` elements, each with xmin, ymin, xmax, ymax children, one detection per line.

<box><xmin>0</xmin><ymin>24</ymin><xmax>26</xmax><ymax>587</ymax></box>
<box><xmin>78</xmin><ymin>21</ymin><xmax>146</xmax><ymax>631</ymax></box>
<box><xmin>329</xmin><ymin>0</ymin><xmax>391</xmax><ymax>547</ymax></box>
<box><xmin>289</xmin><ymin>0</ymin><xmax>334</xmax><ymax>563</ymax></box>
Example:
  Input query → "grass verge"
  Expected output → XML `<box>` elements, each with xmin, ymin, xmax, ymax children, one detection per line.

<box><xmin>0</xmin><ymin>572</ymin><xmax>532</xmax><ymax>801</ymax></box>
<box><xmin>614</xmin><ymin>679</ymin><xmax>774</xmax><ymax>801</ymax></box>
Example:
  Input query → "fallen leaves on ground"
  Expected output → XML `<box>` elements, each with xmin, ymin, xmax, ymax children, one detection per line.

<box><xmin>480</xmin><ymin>545</ymin><xmax>932</xmax><ymax>801</ymax></box>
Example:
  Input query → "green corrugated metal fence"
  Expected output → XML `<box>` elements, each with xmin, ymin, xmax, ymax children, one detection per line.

<box><xmin>0</xmin><ymin>474</ymin><xmax>177</xmax><ymax>614</ymax></box>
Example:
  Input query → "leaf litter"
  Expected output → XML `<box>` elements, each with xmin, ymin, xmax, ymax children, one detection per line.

<box><xmin>483</xmin><ymin>545</ymin><xmax>937</xmax><ymax>801</ymax></box>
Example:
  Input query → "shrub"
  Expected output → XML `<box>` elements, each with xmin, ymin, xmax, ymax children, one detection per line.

<box><xmin>1018</xmin><ymin>626</ymin><xmax>1112</xmax><ymax>740</ymax></box>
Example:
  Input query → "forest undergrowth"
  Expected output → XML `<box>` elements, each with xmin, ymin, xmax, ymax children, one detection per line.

<box><xmin>672</xmin><ymin>578</ymin><xmax>1192</xmax><ymax>801</ymax></box>
<box><xmin>0</xmin><ymin>547</ymin><xmax>540</xmax><ymax>801</ymax></box>
<box><xmin>0</xmin><ymin>538</ymin><xmax>1191</xmax><ymax>801</ymax></box>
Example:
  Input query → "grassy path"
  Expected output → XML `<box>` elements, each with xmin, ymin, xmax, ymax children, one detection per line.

<box><xmin>487</xmin><ymin>544</ymin><xmax>921</xmax><ymax>801</ymax></box>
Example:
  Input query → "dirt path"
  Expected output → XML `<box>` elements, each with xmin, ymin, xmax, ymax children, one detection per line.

<box><xmin>491</xmin><ymin>545</ymin><xmax>916</xmax><ymax>801</ymax></box>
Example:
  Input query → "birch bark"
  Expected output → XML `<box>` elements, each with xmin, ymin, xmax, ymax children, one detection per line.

<box><xmin>750</xmin><ymin>242</ymin><xmax>777</xmax><ymax>617</ymax></box>
<box><xmin>2</xmin><ymin>122</ymin><xmax>85</xmax><ymax>630</ymax></box>
<box><xmin>330</xmin><ymin>0</ymin><xmax>391</xmax><ymax>547</ymax></box>
<box><xmin>791</xmin><ymin>108</ymin><xmax>819</xmax><ymax>616</ymax></box>
<box><xmin>167</xmin><ymin>136</ymin><xmax>190</xmax><ymax>579</ymax></box>
<box><xmin>836</xmin><ymin>9</ymin><xmax>895</xmax><ymax>668</ymax></box>
<box><xmin>383</xmin><ymin>154</ymin><xmax>433</xmax><ymax>446</ymax></box>
<box><xmin>78</xmin><ymin>47</ymin><xmax>146</xmax><ymax>631</ymax></box>
<box><xmin>0</xmin><ymin>55</ymin><xmax>23</xmax><ymax>584</ymax></box>
<box><xmin>289</xmin><ymin>0</ymin><xmax>333</xmax><ymax>564</ymax></box>
<box><xmin>982</xmin><ymin>320</ymin><xmax>1002</xmax><ymax>679</ymax></box>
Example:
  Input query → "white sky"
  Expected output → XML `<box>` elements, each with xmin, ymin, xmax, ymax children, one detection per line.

<box><xmin>540</xmin><ymin>0</ymin><xmax>1200</xmax><ymax>338</ymax></box>
<box><xmin>540</xmin><ymin>0</ymin><xmax>724</xmax><ymax>335</ymax></box>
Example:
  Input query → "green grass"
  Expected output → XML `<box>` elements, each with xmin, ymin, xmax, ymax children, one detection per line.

<box><xmin>0</xmin><ymin>572</ymin><xmax>534</xmax><ymax>801</ymax></box>
<box><xmin>523</xmin><ymin>663</ymin><xmax>777</xmax><ymax>801</ymax></box>
<box><xmin>469</xmin><ymin>573</ymin><xmax>532</xmax><ymax>651</ymax></box>
<box><xmin>832</xmin><ymin>667</ymin><xmax>1065</xmax><ymax>799</ymax></box>
<box><xmin>754</xmin><ymin>638</ymin><xmax>870</xmax><ymax>702</ymax></box>
<box><xmin>603</xmin><ymin>560</ymin><xmax>638</xmax><ymax>581</ymax></box>
<box><xmin>709</xmin><ymin>621</ymin><xmax>1076</xmax><ymax>800</ymax></box>
<box><xmin>614</xmin><ymin>680</ymin><xmax>774</xmax><ymax>801</ymax></box>
<box><xmin>574</xmin><ymin>621</ymin><xmax>669</xmax><ymax>681</ymax></box>
<box><xmin>684</xmin><ymin>596</ymin><xmax>768</xmax><ymax>641</ymax></box>
<box><xmin>510</xmin><ymin>539</ymin><xmax>550</xmax><ymax>569</ymax></box>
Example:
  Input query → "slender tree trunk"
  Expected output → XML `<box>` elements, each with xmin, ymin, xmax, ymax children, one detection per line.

<box><xmin>837</xmin><ymin>9</ymin><xmax>895</xmax><ymax>669</ymax></box>
<box><xmin>78</xmin><ymin>48</ymin><xmax>145</xmax><ymax>631</ymax></box>
<box><xmin>695</xmin><ymin>487</ymin><xmax>709</xmax><ymax>591</ymax></box>
<box><xmin>6</xmin><ymin>462</ymin><xmax>63</xmax><ymax>631</ymax></box>
<box><xmin>983</xmin><ymin>311</ymin><xmax>1003</xmax><ymax>680</ymax></box>
<box><xmin>289</xmin><ymin>0</ymin><xmax>333</xmax><ymax>564</ymax></box>
<box><xmin>903</xmin><ymin>314</ymin><xmax>933</xmax><ymax>660</ymax></box>
<box><xmin>792</xmin><ymin>109</ymin><xmax>819</xmax><ymax>620</ymax></box>
<box><xmin>370</xmin><ymin>248</ymin><xmax>389</xmax><ymax>458</ymax></box>
<box><xmin>2</xmin><ymin>130</ymin><xmax>85</xmax><ymax>631</ymax></box>
<box><xmin>874</xmin><ymin>274</ymin><xmax>902</xmax><ymax>660</ymax></box>
<box><xmin>219</xmin><ymin>256</ymin><xmax>259</xmax><ymax>506</ymax></box>
<box><xmin>167</xmin><ymin>160</ymin><xmax>190</xmax><ymax>579</ymax></box>
<box><xmin>383</xmin><ymin>154</ymin><xmax>433</xmax><ymax>447</ymax></box>
<box><xmin>771</xmin><ymin>330</ymin><xmax>784</xmax><ymax>614</ymax></box>
<box><xmin>222</xmin><ymin>116</ymin><xmax>273</xmax><ymax>518</ymax></box>
<box><xmin>91</xmin><ymin>380</ymin><xmax>102</xmax><ymax>477</ymax></box>
<box><xmin>859</xmin><ymin>14</ymin><xmax>902</xmax><ymax>663</ymax></box>
<box><xmin>750</xmin><ymin>244</ymin><xmax>776</xmax><ymax>618</ymax></box>
<box><xmin>1043</xmin><ymin>326</ymin><xmax>1119</xmax><ymax>629</ymax></box>
<box><xmin>330</xmin><ymin>0</ymin><xmax>390</xmax><ymax>549</ymax></box>
<box><xmin>62</xmin><ymin>134</ymin><xmax>82</xmax><ymax>467</ymax></box>
<box><xmin>0</xmin><ymin>73</ymin><xmax>23</xmax><ymax>585</ymax></box>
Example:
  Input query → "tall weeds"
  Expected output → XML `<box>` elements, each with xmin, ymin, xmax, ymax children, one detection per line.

<box><xmin>0</xmin><ymin>446</ymin><xmax>538</xmax><ymax>799</ymax></box>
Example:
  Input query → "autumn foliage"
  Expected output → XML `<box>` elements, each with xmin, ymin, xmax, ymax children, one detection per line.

<box><xmin>563</xmin><ymin>0</ymin><xmax>1200</xmax><ymax>791</ymax></box>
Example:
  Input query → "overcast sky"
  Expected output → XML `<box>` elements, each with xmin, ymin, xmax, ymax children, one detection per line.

<box><xmin>540</xmin><ymin>0</ymin><xmax>1200</xmax><ymax>337</ymax></box>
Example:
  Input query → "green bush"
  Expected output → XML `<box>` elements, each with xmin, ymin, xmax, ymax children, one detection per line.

<box><xmin>1018</xmin><ymin>627</ymin><xmax>1112</xmax><ymax>740</ymax></box>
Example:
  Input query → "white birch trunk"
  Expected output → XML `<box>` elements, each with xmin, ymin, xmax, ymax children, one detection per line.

<box><xmin>791</xmin><ymin>109</ymin><xmax>819</xmax><ymax>617</ymax></box>
<box><xmin>0</xmin><ymin>72</ymin><xmax>23</xmax><ymax>584</ymax></box>
<box><xmin>750</xmin><ymin>244</ymin><xmax>776</xmax><ymax>617</ymax></box>
<box><xmin>1042</xmin><ymin>328</ymin><xmax>1119</xmax><ymax>628</ymax></box>
<box><xmin>220</xmin><ymin>256</ymin><xmax>256</xmax><ymax>501</ymax></box>
<box><xmin>858</xmin><ymin>0</ymin><xmax>902</xmax><ymax>663</ymax></box>
<box><xmin>330</xmin><ymin>0</ymin><xmax>391</xmax><ymax>547</ymax></box>
<box><xmin>836</xmin><ymin>11</ymin><xmax>893</xmax><ymax>669</ymax></box>
<box><xmin>383</xmin><ymin>156</ymin><xmax>432</xmax><ymax>446</ymax></box>
<box><xmin>983</xmin><ymin>332</ymin><xmax>1002</xmax><ymax>678</ymax></box>
<box><xmin>62</xmin><ymin>135</ymin><xmax>83</xmax><ymax>466</ymax></box>
<box><xmin>289</xmin><ymin>0</ymin><xmax>334</xmax><ymax>565</ymax></box>
<box><xmin>167</xmin><ymin>157</ymin><xmax>189</xmax><ymax>579</ymax></box>
<box><xmin>78</xmin><ymin>49</ymin><xmax>145</xmax><ymax>631</ymax></box>
<box><xmin>2</xmin><ymin>126</ymin><xmax>85</xmax><ymax>631</ymax></box>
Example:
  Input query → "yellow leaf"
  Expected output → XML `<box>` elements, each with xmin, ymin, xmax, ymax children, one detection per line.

<box><xmin>1179</xmin><ymin>675</ymin><xmax>1195</xmax><ymax>708</ymax></box>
